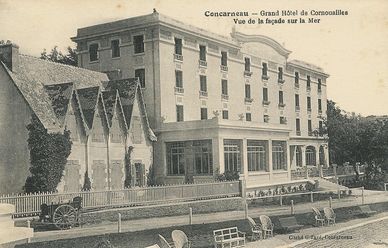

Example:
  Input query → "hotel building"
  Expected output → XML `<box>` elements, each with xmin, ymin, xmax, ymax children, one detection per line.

<box><xmin>72</xmin><ymin>11</ymin><xmax>329</xmax><ymax>188</ymax></box>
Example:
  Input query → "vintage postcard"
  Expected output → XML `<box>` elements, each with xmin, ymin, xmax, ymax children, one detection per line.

<box><xmin>0</xmin><ymin>0</ymin><xmax>387</xmax><ymax>247</ymax></box>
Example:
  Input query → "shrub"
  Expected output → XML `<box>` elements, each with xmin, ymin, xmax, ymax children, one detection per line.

<box><xmin>215</xmin><ymin>170</ymin><xmax>240</xmax><ymax>181</ymax></box>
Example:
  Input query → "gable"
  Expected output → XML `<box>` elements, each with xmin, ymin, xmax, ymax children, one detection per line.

<box><xmin>77</xmin><ymin>87</ymin><xmax>99</xmax><ymax>129</ymax></box>
<box><xmin>110</xmin><ymin>104</ymin><xmax>125</xmax><ymax>143</ymax></box>
<box><xmin>65</xmin><ymin>102</ymin><xmax>80</xmax><ymax>142</ymax></box>
<box><xmin>129</xmin><ymin>95</ymin><xmax>145</xmax><ymax>144</ymax></box>
<box><xmin>44</xmin><ymin>82</ymin><xmax>73</xmax><ymax>127</ymax></box>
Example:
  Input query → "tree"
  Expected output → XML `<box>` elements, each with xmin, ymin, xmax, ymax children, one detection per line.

<box><xmin>324</xmin><ymin>100</ymin><xmax>388</xmax><ymax>189</ymax></box>
<box><xmin>24</xmin><ymin>115</ymin><xmax>72</xmax><ymax>193</ymax></box>
<box><xmin>40</xmin><ymin>46</ymin><xmax>77</xmax><ymax>66</ymax></box>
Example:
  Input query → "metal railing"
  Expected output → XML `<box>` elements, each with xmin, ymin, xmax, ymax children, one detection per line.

<box><xmin>0</xmin><ymin>181</ymin><xmax>240</xmax><ymax>218</ymax></box>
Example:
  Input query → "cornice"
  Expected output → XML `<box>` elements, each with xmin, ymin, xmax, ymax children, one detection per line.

<box><xmin>231</xmin><ymin>31</ymin><xmax>292</xmax><ymax>58</ymax></box>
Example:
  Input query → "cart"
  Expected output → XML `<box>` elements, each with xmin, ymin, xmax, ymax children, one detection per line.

<box><xmin>39</xmin><ymin>196</ymin><xmax>82</xmax><ymax>230</ymax></box>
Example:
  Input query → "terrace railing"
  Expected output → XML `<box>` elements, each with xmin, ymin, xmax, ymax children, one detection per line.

<box><xmin>0</xmin><ymin>181</ymin><xmax>240</xmax><ymax>218</ymax></box>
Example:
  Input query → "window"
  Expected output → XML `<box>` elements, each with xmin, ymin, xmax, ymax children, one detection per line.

<box><xmin>306</xmin><ymin>146</ymin><xmax>316</xmax><ymax>166</ymax></box>
<box><xmin>280</xmin><ymin>116</ymin><xmax>287</xmax><ymax>124</ymax></box>
<box><xmin>272</xmin><ymin>141</ymin><xmax>287</xmax><ymax>170</ymax></box>
<box><xmin>111</xmin><ymin>40</ymin><xmax>120</xmax><ymax>58</ymax></box>
<box><xmin>89</xmin><ymin>43</ymin><xmax>99</xmax><ymax>62</ymax></box>
<box><xmin>175</xmin><ymin>70</ymin><xmax>183</xmax><ymax>88</ymax></box>
<box><xmin>246</xmin><ymin>113</ymin><xmax>252</xmax><ymax>121</ymax></box>
<box><xmin>133</xmin><ymin>35</ymin><xmax>144</xmax><ymax>54</ymax></box>
<box><xmin>194</xmin><ymin>140</ymin><xmax>213</xmax><ymax>175</ymax></box>
<box><xmin>295</xmin><ymin>72</ymin><xmax>299</xmax><ymax>85</ymax></box>
<box><xmin>174</xmin><ymin>38</ymin><xmax>182</xmax><ymax>55</ymax></box>
<box><xmin>199</xmin><ymin>45</ymin><xmax>206</xmax><ymax>61</ymax></box>
<box><xmin>245</xmin><ymin>84</ymin><xmax>251</xmax><ymax>99</ymax></box>
<box><xmin>318</xmin><ymin>99</ymin><xmax>322</xmax><ymax>112</ymax></box>
<box><xmin>167</xmin><ymin>142</ymin><xmax>185</xmax><ymax>175</ymax></box>
<box><xmin>318</xmin><ymin>79</ymin><xmax>322</xmax><ymax>92</ymax></box>
<box><xmin>295</xmin><ymin>94</ymin><xmax>300</xmax><ymax>109</ymax></box>
<box><xmin>176</xmin><ymin>105</ymin><xmax>184</xmax><ymax>122</ymax></box>
<box><xmin>307</xmin><ymin>75</ymin><xmax>311</xmax><ymax>89</ymax></box>
<box><xmin>264</xmin><ymin>114</ymin><xmax>269</xmax><ymax>123</ymax></box>
<box><xmin>247</xmin><ymin>140</ymin><xmax>267</xmax><ymax>171</ymax></box>
<box><xmin>200</xmin><ymin>107</ymin><xmax>208</xmax><ymax>120</ymax></box>
<box><xmin>308</xmin><ymin>119</ymin><xmax>312</xmax><ymax>135</ymax></box>
<box><xmin>200</xmin><ymin>75</ymin><xmax>207</xmax><ymax>92</ymax></box>
<box><xmin>307</xmin><ymin>96</ymin><xmax>311</xmax><ymax>111</ymax></box>
<box><xmin>221</xmin><ymin>51</ymin><xmax>228</xmax><ymax>66</ymax></box>
<box><xmin>244</xmin><ymin>57</ymin><xmax>251</xmax><ymax>72</ymax></box>
<box><xmin>135</xmin><ymin>69</ymin><xmax>145</xmax><ymax>88</ymax></box>
<box><xmin>263</xmin><ymin>88</ymin><xmax>268</xmax><ymax>102</ymax></box>
<box><xmin>296</xmin><ymin>118</ymin><xmax>301</xmax><ymax>135</ymax></box>
<box><xmin>319</xmin><ymin>121</ymin><xmax>324</xmax><ymax>136</ymax></box>
<box><xmin>279</xmin><ymin>91</ymin><xmax>284</xmax><ymax>105</ymax></box>
<box><xmin>222</xmin><ymin>110</ymin><xmax>229</xmax><ymax>119</ymax></box>
<box><xmin>262</xmin><ymin>62</ymin><xmax>268</xmax><ymax>78</ymax></box>
<box><xmin>278</xmin><ymin>67</ymin><xmax>283</xmax><ymax>81</ymax></box>
<box><xmin>221</xmin><ymin>80</ymin><xmax>228</xmax><ymax>95</ymax></box>
<box><xmin>224</xmin><ymin>140</ymin><xmax>241</xmax><ymax>172</ymax></box>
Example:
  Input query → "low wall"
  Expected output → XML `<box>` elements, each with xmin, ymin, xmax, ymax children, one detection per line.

<box><xmin>80</xmin><ymin>197</ymin><xmax>245</xmax><ymax>225</ymax></box>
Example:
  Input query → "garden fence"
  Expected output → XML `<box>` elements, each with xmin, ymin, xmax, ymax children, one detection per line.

<box><xmin>0</xmin><ymin>181</ymin><xmax>240</xmax><ymax>218</ymax></box>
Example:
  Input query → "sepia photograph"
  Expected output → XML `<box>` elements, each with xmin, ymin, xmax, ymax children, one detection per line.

<box><xmin>0</xmin><ymin>0</ymin><xmax>388</xmax><ymax>247</ymax></box>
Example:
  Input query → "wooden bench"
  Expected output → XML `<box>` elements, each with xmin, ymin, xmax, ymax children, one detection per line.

<box><xmin>359</xmin><ymin>205</ymin><xmax>377</xmax><ymax>217</ymax></box>
<box><xmin>213</xmin><ymin>227</ymin><xmax>245</xmax><ymax>248</ymax></box>
<box><xmin>279</xmin><ymin>216</ymin><xmax>304</xmax><ymax>233</ymax></box>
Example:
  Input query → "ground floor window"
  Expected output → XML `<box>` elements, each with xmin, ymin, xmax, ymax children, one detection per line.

<box><xmin>194</xmin><ymin>140</ymin><xmax>213</xmax><ymax>175</ymax></box>
<box><xmin>295</xmin><ymin>146</ymin><xmax>302</xmax><ymax>167</ymax></box>
<box><xmin>272</xmin><ymin>141</ymin><xmax>287</xmax><ymax>170</ymax></box>
<box><xmin>224</xmin><ymin>139</ymin><xmax>241</xmax><ymax>172</ymax></box>
<box><xmin>247</xmin><ymin>140</ymin><xmax>268</xmax><ymax>171</ymax></box>
<box><xmin>166</xmin><ymin>142</ymin><xmax>185</xmax><ymax>175</ymax></box>
<box><xmin>306</xmin><ymin>146</ymin><xmax>316</xmax><ymax>166</ymax></box>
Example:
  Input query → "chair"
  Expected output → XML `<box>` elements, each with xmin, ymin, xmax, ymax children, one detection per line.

<box><xmin>247</xmin><ymin>216</ymin><xmax>262</xmax><ymax>241</ymax></box>
<box><xmin>312</xmin><ymin>207</ymin><xmax>325</xmax><ymax>226</ymax></box>
<box><xmin>158</xmin><ymin>234</ymin><xmax>173</xmax><ymax>248</ymax></box>
<box><xmin>172</xmin><ymin>230</ymin><xmax>191</xmax><ymax>248</ymax></box>
<box><xmin>323</xmin><ymin>207</ymin><xmax>336</xmax><ymax>226</ymax></box>
<box><xmin>259</xmin><ymin>215</ymin><xmax>274</xmax><ymax>239</ymax></box>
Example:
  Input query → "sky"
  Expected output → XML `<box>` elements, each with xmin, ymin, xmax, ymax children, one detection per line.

<box><xmin>0</xmin><ymin>0</ymin><xmax>387</xmax><ymax>116</ymax></box>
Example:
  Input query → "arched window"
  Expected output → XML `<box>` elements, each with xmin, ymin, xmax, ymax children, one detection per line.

<box><xmin>306</xmin><ymin>146</ymin><xmax>316</xmax><ymax>166</ymax></box>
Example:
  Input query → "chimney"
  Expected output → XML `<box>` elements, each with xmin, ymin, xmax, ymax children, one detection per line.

<box><xmin>0</xmin><ymin>40</ymin><xmax>19</xmax><ymax>72</ymax></box>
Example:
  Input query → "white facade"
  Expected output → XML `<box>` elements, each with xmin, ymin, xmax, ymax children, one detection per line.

<box><xmin>72</xmin><ymin>12</ymin><xmax>329</xmax><ymax>187</ymax></box>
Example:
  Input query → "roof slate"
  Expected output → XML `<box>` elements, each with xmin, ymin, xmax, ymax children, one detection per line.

<box><xmin>104</xmin><ymin>78</ymin><xmax>137</xmax><ymax>127</ymax></box>
<box><xmin>104</xmin><ymin>78</ymin><xmax>156</xmax><ymax>141</ymax></box>
<box><xmin>101</xmin><ymin>90</ymin><xmax>117</xmax><ymax>127</ymax></box>
<box><xmin>1</xmin><ymin>53</ymin><xmax>156</xmax><ymax>141</ymax></box>
<box><xmin>15</xmin><ymin>54</ymin><xmax>108</xmax><ymax>88</ymax></box>
<box><xmin>44</xmin><ymin>82</ymin><xmax>74</xmax><ymax>127</ymax></box>
<box><xmin>77</xmin><ymin>87</ymin><xmax>100</xmax><ymax>129</ymax></box>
